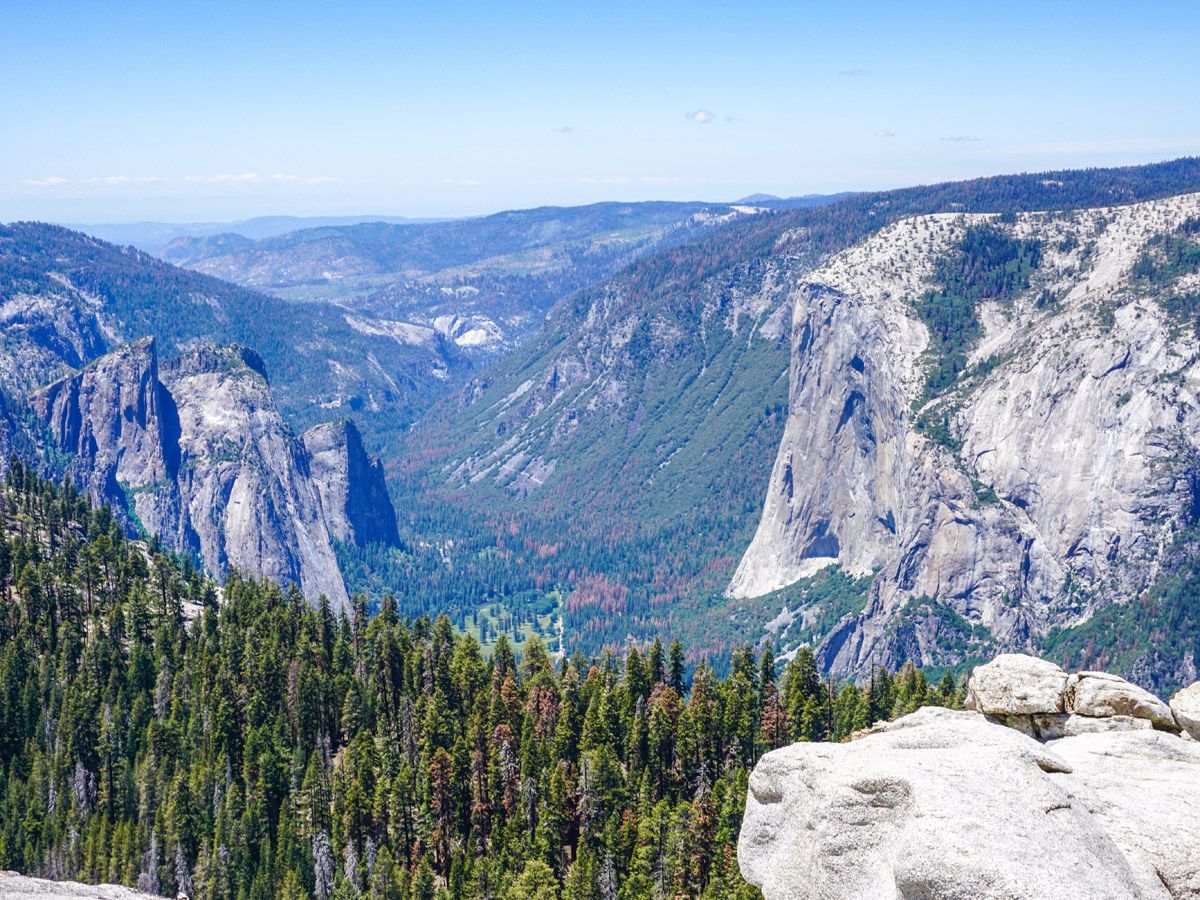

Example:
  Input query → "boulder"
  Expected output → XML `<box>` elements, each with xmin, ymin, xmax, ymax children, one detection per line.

<box><xmin>1170</xmin><ymin>683</ymin><xmax>1200</xmax><ymax>741</ymax></box>
<box><xmin>1067</xmin><ymin>672</ymin><xmax>1178</xmax><ymax>731</ymax></box>
<box><xmin>964</xmin><ymin>653</ymin><xmax>1068</xmax><ymax>715</ymax></box>
<box><xmin>739</xmin><ymin>707</ymin><xmax>1152</xmax><ymax>899</ymax></box>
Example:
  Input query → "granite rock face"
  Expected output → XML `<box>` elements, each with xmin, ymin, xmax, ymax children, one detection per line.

<box><xmin>731</xmin><ymin>195</ymin><xmax>1200</xmax><ymax>683</ymax></box>
<box><xmin>302</xmin><ymin>418</ymin><xmax>400</xmax><ymax>548</ymax></box>
<box><xmin>31</xmin><ymin>337</ymin><xmax>184</xmax><ymax>534</ymax></box>
<box><xmin>29</xmin><ymin>339</ymin><xmax>406</xmax><ymax>610</ymax></box>
<box><xmin>161</xmin><ymin>344</ymin><xmax>348</xmax><ymax>607</ymax></box>
<box><xmin>0</xmin><ymin>871</ymin><xmax>163</xmax><ymax>899</ymax></box>
<box><xmin>740</xmin><ymin>707</ymin><xmax>1200</xmax><ymax>899</ymax></box>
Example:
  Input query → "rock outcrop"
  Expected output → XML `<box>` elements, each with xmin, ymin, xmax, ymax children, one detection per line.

<box><xmin>1068</xmin><ymin>671</ymin><xmax>1177</xmax><ymax>730</ymax></box>
<box><xmin>965</xmin><ymin>653</ymin><xmax>1182</xmax><ymax>738</ymax></box>
<box><xmin>31</xmin><ymin>337</ymin><xmax>184</xmax><ymax>535</ymax></box>
<box><xmin>302</xmin><ymin>419</ymin><xmax>400</xmax><ymax>547</ymax></box>
<box><xmin>0</xmin><ymin>871</ymin><xmax>163</xmax><ymax>899</ymax></box>
<box><xmin>740</xmin><ymin>655</ymin><xmax>1200</xmax><ymax>899</ymax></box>
<box><xmin>964</xmin><ymin>653</ymin><xmax>1069</xmax><ymax>715</ymax></box>
<box><xmin>731</xmin><ymin>194</ymin><xmax>1200</xmax><ymax>683</ymax></box>
<box><xmin>162</xmin><ymin>344</ymin><xmax>348</xmax><ymax>607</ymax></box>
<box><xmin>29</xmin><ymin>339</ymin><xmax>402</xmax><ymax>609</ymax></box>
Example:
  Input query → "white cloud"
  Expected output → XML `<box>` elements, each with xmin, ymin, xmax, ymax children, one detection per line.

<box><xmin>173</xmin><ymin>172</ymin><xmax>339</xmax><ymax>186</ymax></box>
<box><xmin>87</xmin><ymin>175</ymin><xmax>170</xmax><ymax>185</ymax></box>
<box><xmin>839</xmin><ymin>68</ymin><xmax>868</xmax><ymax>78</ymax></box>
<box><xmin>686</xmin><ymin>109</ymin><xmax>714</xmax><ymax>124</ymax></box>
<box><xmin>555</xmin><ymin>125</ymin><xmax>578</xmax><ymax>134</ymax></box>
<box><xmin>440</xmin><ymin>178</ymin><xmax>481</xmax><ymax>186</ymax></box>
<box><xmin>22</xmin><ymin>176</ymin><xmax>68</xmax><ymax>186</ymax></box>
<box><xmin>201</xmin><ymin>172</ymin><xmax>262</xmax><ymax>184</ymax></box>
<box><xmin>940</xmin><ymin>135</ymin><xmax>981</xmax><ymax>142</ymax></box>
<box><xmin>875</xmin><ymin>130</ymin><xmax>896</xmax><ymax>138</ymax></box>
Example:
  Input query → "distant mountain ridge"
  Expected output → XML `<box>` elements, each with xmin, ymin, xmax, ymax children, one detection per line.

<box><xmin>151</xmin><ymin>200</ymin><xmax>786</xmax><ymax>453</ymax></box>
<box><xmin>160</xmin><ymin>199</ymin><xmax>775</xmax><ymax>299</ymax></box>
<box><xmin>68</xmin><ymin>214</ymin><xmax>447</xmax><ymax>253</ymax></box>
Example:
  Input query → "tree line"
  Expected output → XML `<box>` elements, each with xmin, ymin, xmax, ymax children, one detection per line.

<box><xmin>0</xmin><ymin>460</ymin><xmax>960</xmax><ymax>899</ymax></box>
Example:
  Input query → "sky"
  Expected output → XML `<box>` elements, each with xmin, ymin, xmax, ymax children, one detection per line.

<box><xmin>2</xmin><ymin>0</ymin><xmax>1198</xmax><ymax>223</ymax></box>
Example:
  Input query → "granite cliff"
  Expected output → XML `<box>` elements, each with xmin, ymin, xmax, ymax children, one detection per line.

<box><xmin>31</xmin><ymin>339</ymin><xmax>398</xmax><ymax>609</ymax></box>
<box><xmin>303</xmin><ymin>417</ymin><xmax>401</xmax><ymax>548</ymax></box>
<box><xmin>732</xmin><ymin>194</ymin><xmax>1200</xmax><ymax>685</ymax></box>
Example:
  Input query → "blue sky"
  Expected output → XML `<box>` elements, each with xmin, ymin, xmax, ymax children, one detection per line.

<box><xmin>2</xmin><ymin>0</ymin><xmax>1198</xmax><ymax>222</ymax></box>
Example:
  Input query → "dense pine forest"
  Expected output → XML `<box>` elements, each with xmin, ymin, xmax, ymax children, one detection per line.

<box><xmin>0</xmin><ymin>460</ymin><xmax>962</xmax><ymax>899</ymax></box>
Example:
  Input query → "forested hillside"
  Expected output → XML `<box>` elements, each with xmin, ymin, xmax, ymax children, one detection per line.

<box><xmin>372</xmin><ymin>158</ymin><xmax>1200</xmax><ymax>668</ymax></box>
<box><xmin>0</xmin><ymin>461</ymin><xmax>960</xmax><ymax>899</ymax></box>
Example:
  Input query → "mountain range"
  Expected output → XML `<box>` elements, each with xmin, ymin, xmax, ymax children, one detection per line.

<box><xmin>69</xmin><ymin>214</ymin><xmax>445</xmax><ymax>254</ymax></box>
<box><xmin>4</xmin><ymin>159</ymin><xmax>1200</xmax><ymax>691</ymax></box>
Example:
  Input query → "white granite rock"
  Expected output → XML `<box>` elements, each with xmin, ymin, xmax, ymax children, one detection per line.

<box><xmin>739</xmin><ymin>707</ymin><xmax>1152</xmax><ymax>899</ymax></box>
<box><xmin>1169</xmin><ymin>683</ymin><xmax>1200</xmax><ymax>741</ymax></box>
<box><xmin>1048</xmin><ymin>730</ymin><xmax>1200</xmax><ymax>898</ymax></box>
<box><xmin>964</xmin><ymin>654</ymin><xmax>1069</xmax><ymax>716</ymax></box>
<box><xmin>1068</xmin><ymin>672</ymin><xmax>1178</xmax><ymax>730</ymax></box>
<box><xmin>0</xmin><ymin>871</ymin><xmax>164</xmax><ymax>899</ymax></box>
<box><xmin>740</xmin><ymin>704</ymin><xmax>1200</xmax><ymax>899</ymax></box>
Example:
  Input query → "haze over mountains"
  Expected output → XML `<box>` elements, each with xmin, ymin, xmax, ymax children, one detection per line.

<box><xmin>68</xmin><ymin>215</ymin><xmax>444</xmax><ymax>254</ymax></box>
<box><xmin>3</xmin><ymin>158</ymin><xmax>1200</xmax><ymax>693</ymax></box>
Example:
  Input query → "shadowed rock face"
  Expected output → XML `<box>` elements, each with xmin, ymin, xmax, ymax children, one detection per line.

<box><xmin>731</xmin><ymin>195</ymin><xmax>1200</xmax><ymax>680</ymax></box>
<box><xmin>0</xmin><ymin>388</ymin><xmax>25</xmax><ymax>473</ymax></box>
<box><xmin>31</xmin><ymin>337</ymin><xmax>184</xmax><ymax>535</ymax></box>
<box><xmin>29</xmin><ymin>339</ymin><xmax>407</xmax><ymax>611</ymax></box>
<box><xmin>303</xmin><ymin>419</ymin><xmax>400</xmax><ymax>548</ymax></box>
